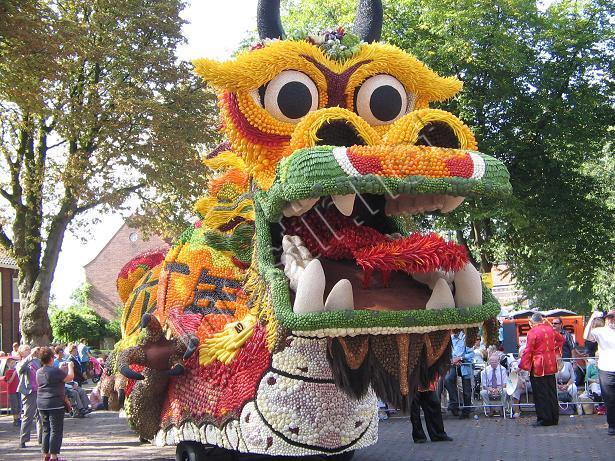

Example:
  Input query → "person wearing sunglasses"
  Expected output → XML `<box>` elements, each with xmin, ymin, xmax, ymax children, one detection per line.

<box><xmin>552</xmin><ymin>317</ymin><xmax>575</xmax><ymax>360</ymax></box>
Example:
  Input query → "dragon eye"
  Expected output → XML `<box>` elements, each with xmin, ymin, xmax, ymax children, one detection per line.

<box><xmin>354</xmin><ymin>75</ymin><xmax>410</xmax><ymax>125</ymax></box>
<box><xmin>254</xmin><ymin>70</ymin><xmax>319</xmax><ymax>123</ymax></box>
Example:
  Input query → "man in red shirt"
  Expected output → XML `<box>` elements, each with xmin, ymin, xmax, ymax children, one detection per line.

<box><xmin>520</xmin><ymin>312</ymin><xmax>564</xmax><ymax>426</ymax></box>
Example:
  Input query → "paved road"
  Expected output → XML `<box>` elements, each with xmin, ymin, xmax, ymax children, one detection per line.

<box><xmin>0</xmin><ymin>410</ymin><xmax>612</xmax><ymax>461</ymax></box>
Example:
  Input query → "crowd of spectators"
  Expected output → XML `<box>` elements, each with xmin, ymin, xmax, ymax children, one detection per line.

<box><xmin>1</xmin><ymin>339</ymin><xmax>107</xmax><ymax>460</ymax></box>
<box><xmin>441</xmin><ymin>314</ymin><xmax>612</xmax><ymax>425</ymax></box>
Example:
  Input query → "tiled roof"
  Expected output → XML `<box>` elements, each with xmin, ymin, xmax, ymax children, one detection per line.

<box><xmin>0</xmin><ymin>247</ymin><xmax>17</xmax><ymax>268</ymax></box>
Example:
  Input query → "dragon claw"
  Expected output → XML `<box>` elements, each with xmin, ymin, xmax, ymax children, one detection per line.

<box><xmin>120</xmin><ymin>365</ymin><xmax>145</xmax><ymax>381</ymax></box>
<box><xmin>167</xmin><ymin>363</ymin><xmax>185</xmax><ymax>376</ymax></box>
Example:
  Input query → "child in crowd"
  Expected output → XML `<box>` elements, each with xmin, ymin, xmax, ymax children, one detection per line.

<box><xmin>4</xmin><ymin>357</ymin><xmax>22</xmax><ymax>426</ymax></box>
<box><xmin>10</xmin><ymin>342</ymin><xmax>20</xmax><ymax>359</ymax></box>
<box><xmin>586</xmin><ymin>357</ymin><xmax>601</xmax><ymax>398</ymax></box>
<box><xmin>88</xmin><ymin>385</ymin><xmax>105</xmax><ymax>410</ymax></box>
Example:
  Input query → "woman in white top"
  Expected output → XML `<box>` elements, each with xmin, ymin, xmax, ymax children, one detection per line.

<box><xmin>584</xmin><ymin>309</ymin><xmax>615</xmax><ymax>436</ymax></box>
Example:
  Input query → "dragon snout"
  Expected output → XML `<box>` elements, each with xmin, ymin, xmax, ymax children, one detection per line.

<box><xmin>288</xmin><ymin>107</ymin><xmax>381</xmax><ymax>152</ymax></box>
<box><xmin>286</xmin><ymin>106</ymin><xmax>477</xmax><ymax>158</ymax></box>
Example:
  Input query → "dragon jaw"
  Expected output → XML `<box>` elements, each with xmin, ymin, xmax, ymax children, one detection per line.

<box><xmin>251</xmin><ymin>107</ymin><xmax>510</xmax><ymax>339</ymax></box>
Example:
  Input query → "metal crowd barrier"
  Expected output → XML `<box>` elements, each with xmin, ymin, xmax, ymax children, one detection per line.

<box><xmin>445</xmin><ymin>356</ymin><xmax>604</xmax><ymax>418</ymax></box>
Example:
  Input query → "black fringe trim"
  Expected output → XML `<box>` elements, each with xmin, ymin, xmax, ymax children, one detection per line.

<box><xmin>326</xmin><ymin>338</ymin><xmax>372</xmax><ymax>400</ymax></box>
<box><xmin>327</xmin><ymin>335</ymin><xmax>452</xmax><ymax>412</ymax></box>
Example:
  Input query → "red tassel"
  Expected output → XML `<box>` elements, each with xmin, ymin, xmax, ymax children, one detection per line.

<box><xmin>283</xmin><ymin>207</ymin><xmax>469</xmax><ymax>285</ymax></box>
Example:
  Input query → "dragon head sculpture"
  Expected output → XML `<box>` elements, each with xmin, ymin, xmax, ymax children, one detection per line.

<box><xmin>114</xmin><ymin>0</ymin><xmax>511</xmax><ymax>457</ymax></box>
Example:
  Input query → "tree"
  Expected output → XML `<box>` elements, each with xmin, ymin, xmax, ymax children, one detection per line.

<box><xmin>283</xmin><ymin>0</ymin><xmax>615</xmax><ymax>312</ymax></box>
<box><xmin>0</xmin><ymin>0</ymin><xmax>218</xmax><ymax>344</ymax></box>
<box><xmin>50</xmin><ymin>306</ymin><xmax>105</xmax><ymax>344</ymax></box>
<box><xmin>103</xmin><ymin>305</ymin><xmax>123</xmax><ymax>342</ymax></box>
<box><xmin>50</xmin><ymin>283</ymin><xmax>122</xmax><ymax>343</ymax></box>
<box><xmin>49</xmin><ymin>282</ymin><xmax>100</xmax><ymax>343</ymax></box>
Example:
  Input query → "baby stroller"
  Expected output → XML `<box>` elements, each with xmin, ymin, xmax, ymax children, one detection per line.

<box><xmin>90</xmin><ymin>357</ymin><xmax>103</xmax><ymax>384</ymax></box>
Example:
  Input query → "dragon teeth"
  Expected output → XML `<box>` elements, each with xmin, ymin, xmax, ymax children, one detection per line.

<box><xmin>411</xmin><ymin>270</ymin><xmax>446</xmax><ymax>290</ymax></box>
<box><xmin>324</xmin><ymin>279</ymin><xmax>354</xmax><ymax>311</ymax></box>
<box><xmin>281</xmin><ymin>235</ymin><xmax>314</xmax><ymax>291</ymax></box>
<box><xmin>331</xmin><ymin>194</ymin><xmax>356</xmax><ymax>216</ymax></box>
<box><xmin>384</xmin><ymin>194</ymin><xmax>465</xmax><ymax>216</ymax></box>
<box><xmin>441</xmin><ymin>196</ymin><xmax>465</xmax><ymax>213</ymax></box>
<box><xmin>282</xmin><ymin>198</ymin><xmax>319</xmax><ymax>217</ymax></box>
<box><xmin>293</xmin><ymin>259</ymin><xmax>326</xmax><ymax>314</ymax></box>
<box><xmin>282</xmin><ymin>234</ymin><xmax>355</xmax><ymax>313</ymax></box>
<box><xmin>414</xmin><ymin>267</ymin><xmax>481</xmax><ymax>309</ymax></box>
<box><xmin>281</xmin><ymin>193</ymin><xmax>465</xmax><ymax>219</ymax></box>
<box><xmin>426</xmin><ymin>278</ymin><xmax>455</xmax><ymax>310</ymax></box>
<box><xmin>281</xmin><ymin>235</ymin><xmax>294</xmax><ymax>251</ymax></box>
<box><xmin>453</xmin><ymin>262</ymin><xmax>482</xmax><ymax>307</ymax></box>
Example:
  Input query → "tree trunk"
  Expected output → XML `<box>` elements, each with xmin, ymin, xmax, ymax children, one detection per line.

<box><xmin>471</xmin><ymin>219</ymin><xmax>494</xmax><ymax>274</ymax></box>
<box><xmin>19</xmin><ymin>278</ymin><xmax>52</xmax><ymax>345</ymax></box>
<box><xmin>18</xmin><ymin>199</ymin><xmax>73</xmax><ymax>345</ymax></box>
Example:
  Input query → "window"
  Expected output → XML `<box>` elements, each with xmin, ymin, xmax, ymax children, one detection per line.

<box><xmin>12</xmin><ymin>274</ymin><xmax>20</xmax><ymax>303</ymax></box>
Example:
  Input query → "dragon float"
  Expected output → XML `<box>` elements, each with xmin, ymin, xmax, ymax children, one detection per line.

<box><xmin>109</xmin><ymin>1</ymin><xmax>512</xmax><ymax>459</ymax></box>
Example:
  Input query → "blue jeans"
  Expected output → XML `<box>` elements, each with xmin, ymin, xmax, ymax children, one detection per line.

<box><xmin>40</xmin><ymin>408</ymin><xmax>65</xmax><ymax>454</ymax></box>
<box><xmin>444</xmin><ymin>367</ymin><xmax>472</xmax><ymax>415</ymax></box>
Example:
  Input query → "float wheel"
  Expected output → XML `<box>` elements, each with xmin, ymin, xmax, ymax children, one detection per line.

<box><xmin>176</xmin><ymin>441</ymin><xmax>208</xmax><ymax>461</ymax></box>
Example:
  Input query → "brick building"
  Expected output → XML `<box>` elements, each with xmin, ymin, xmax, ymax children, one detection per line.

<box><xmin>490</xmin><ymin>263</ymin><xmax>529</xmax><ymax>309</ymax></box>
<box><xmin>0</xmin><ymin>248</ymin><xmax>20</xmax><ymax>351</ymax></box>
<box><xmin>85</xmin><ymin>223</ymin><xmax>168</xmax><ymax>320</ymax></box>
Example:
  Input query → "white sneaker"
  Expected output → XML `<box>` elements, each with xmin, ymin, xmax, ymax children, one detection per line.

<box><xmin>513</xmin><ymin>412</ymin><xmax>521</xmax><ymax>418</ymax></box>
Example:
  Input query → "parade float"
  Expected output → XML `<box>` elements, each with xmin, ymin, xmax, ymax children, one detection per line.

<box><xmin>111</xmin><ymin>1</ymin><xmax>512</xmax><ymax>459</ymax></box>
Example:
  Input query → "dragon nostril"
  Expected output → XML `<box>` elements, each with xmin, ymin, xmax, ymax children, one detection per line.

<box><xmin>315</xmin><ymin>120</ymin><xmax>367</xmax><ymax>147</ymax></box>
<box><xmin>416</xmin><ymin>121</ymin><xmax>461</xmax><ymax>149</ymax></box>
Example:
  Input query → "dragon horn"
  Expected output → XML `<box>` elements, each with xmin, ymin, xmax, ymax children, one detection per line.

<box><xmin>353</xmin><ymin>0</ymin><xmax>383</xmax><ymax>43</ymax></box>
<box><xmin>140</xmin><ymin>313</ymin><xmax>153</xmax><ymax>329</ymax></box>
<box><xmin>183</xmin><ymin>336</ymin><xmax>200</xmax><ymax>361</ymax></box>
<box><xmin>257</xmin><ymin>0</ymin><xmax>286</xmax><ymax>40</ymax></box>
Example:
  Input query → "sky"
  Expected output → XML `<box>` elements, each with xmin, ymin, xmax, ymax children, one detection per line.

<box><xmin>51</xmin><ymin>1</ymin><xmax>258</xmax><ymax>307</ymax></box>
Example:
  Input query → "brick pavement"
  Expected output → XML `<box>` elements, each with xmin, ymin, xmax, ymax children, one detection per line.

<box><xmin>0</xmin><ymin>411</ymin><xmax>612</xmax><ymax>461</ymax></box>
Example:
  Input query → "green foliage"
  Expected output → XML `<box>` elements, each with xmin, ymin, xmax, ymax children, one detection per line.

<box><xmin>103</xmin><ymin>317</ymin><xmax>122</xmax><ymax>341</ymax></box>
<box><xmin>50</xmin><ymin>284</ymin><xmax>120</xmax><ymax>343</ymax></box>
<box><xmin>283</xmin><ymin>0</ymin><xmax>356</xmax><ymax>31</ymax></box>
<box><xmin>70</xmin><ymin>282</ymin><xmax>92</xmax><ymax>307</ymax></box>
<box><xmin>51</xmin><ymin>306</ymin><xmax>105</xmax><ymax>344</ymax></box>
<box><xmin>284</xmin><ymin>0</ymin><xmax>614</xmax><ymax>314</ymax></box>
<box><xmin>103</xmin><ymin>305</ymin><xmax>123</xmax><ymax>341</ymax></box>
